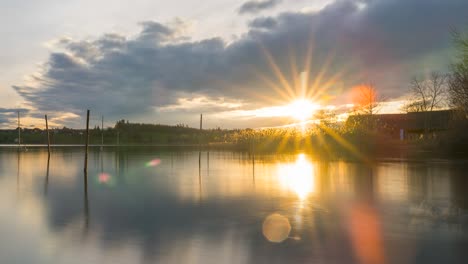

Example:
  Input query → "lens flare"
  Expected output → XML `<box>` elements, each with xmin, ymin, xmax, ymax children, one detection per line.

<box><xmin>262</xmin><ymin>213</ymin><xmax>291</xmax><ymax>243</ymax></box>
<box><xmin>145</xmin><ymin>158</ymin><xmax>161</xmax><ymax>167</ymax></box>
<box><xmin>98</xmin><ymin>173</ymin><xmax>111</xmax><ymax>184</ymax></box>
<box><xmin>98</xmin><ymin>172</ymin><xmax>110</xmax><ymax>183</ymax></box>
<box><xmin>287</xmin><ymin>99</ymin><xmax>319</xmax><ymax>121</ymax></box>
<box><xmin>348</xmin><ymin>203</ymin><xmax>385</xmax><ymax>264</ymax></box>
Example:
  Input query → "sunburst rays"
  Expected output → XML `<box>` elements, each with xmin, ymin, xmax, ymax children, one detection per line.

<box><xmin>241</xmin><ymin>37</ymin><xmax>370</xmax><ymax>161</ymax></box>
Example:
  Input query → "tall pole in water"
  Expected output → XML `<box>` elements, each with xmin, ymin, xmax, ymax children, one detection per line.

<box><xmin>101</xmin><ymin>115</ymin><xmax>104</xmax><ymax>147</ymax></box>
<box><xmin>17</xmin><ymin>111</ymin><xmax>21</xmax><ymax>148</ymax></box>
<box><xmin>199</xmin><ymin>113</ymin><xmax>203</xmax><ymax>147</ymax></box>
<box><xmin>198</xmin><ymin>113</ymin><xmax>202</xmax><ymax>197</ymax></box>
<box><xmin>45</xmin><ymin>115</ymin><xmax>51</xmax><ymax>155</ymax></box>
<box><xmin>100</xmin><ymin>115</ymin><xmax>104</xmax><ymax>151</ymax></box>
<box><xmin>84</xmin><ymin>110</ymin><xmax>90</xmax><ymax>173</ymax></box>
<box><xmin>200</xmin><ymin>113</ymin><xmax>203</xmax><ymax>130</ymax></box>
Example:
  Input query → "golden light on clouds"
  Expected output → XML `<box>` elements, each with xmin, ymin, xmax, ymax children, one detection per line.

<box><xmin>226</xmin><ymin>99</ymin><xmax>319</xmax><ymax>123</ymax></box>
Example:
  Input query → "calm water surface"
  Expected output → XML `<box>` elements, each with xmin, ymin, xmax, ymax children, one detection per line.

<box><xmin>1</xmin><ymin>148</ymin><xmax>468</xmax><ymax>264</ymax></box>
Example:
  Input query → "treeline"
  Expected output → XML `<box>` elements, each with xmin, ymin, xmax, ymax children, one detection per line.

<box><xmin>1</xmin><ymin>116</ymin><xmax>467</xmax><ymax>159</ymax></box>
<box><xmin>0</xmin><ymin>122</ymin><xmax>237</xmax><ymax>145</ymax></box>
<box><xmin>0</xmin><ymin>122</ymin><xmax>406</xmax><ymax>159</ymax></box>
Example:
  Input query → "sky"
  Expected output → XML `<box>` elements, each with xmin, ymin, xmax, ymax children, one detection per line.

<box><xmin>1</xmin><ymin>0</ymin><xmax>468</xmax><ymax>129</ymax></box>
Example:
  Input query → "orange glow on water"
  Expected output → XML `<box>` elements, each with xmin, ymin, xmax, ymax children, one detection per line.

<box><xmin>348</xmin><ymin>203</ymin><xmax>386</xmax><ymax>264</ymax></box>
<box><xmin>277</xmin><ymin>154</ymin><xmax>316</xmax><ymax>199</ymax></box>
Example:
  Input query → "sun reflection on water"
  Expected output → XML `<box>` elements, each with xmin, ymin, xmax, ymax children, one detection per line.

<box><xmin>277</xmin><ymin>154</ymin><xmax>316</xmax><ymax>200</ymax></box>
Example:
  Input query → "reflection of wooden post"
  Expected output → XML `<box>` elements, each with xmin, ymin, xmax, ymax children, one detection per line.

<box><xmin>199</xmin><ymin>114</ymin><xmax>203</xmax><ymax>147</ymax></box>
<box><xmin>252</xmin><ymin>154</ymin><xmax>255</xmax><ymax>186</ymax></box>
<box><xmin>45</xmin><ymin>115</ymin><xmax>51</xmax><ymax>154</ymax></box>
<box><xmin>198</xmin><ymin>151</ymin><xmax>202</xmax><ymax>202</ymax></box>
<box><xmin>100</xmin><ymin>147</ymin><xmax>104</xmax><ymax>174</ymax></box>
<box><xmin>17</xmin><ymin>151</ymin><xmax>20</xmax><ymax>196</ymax></box>
<box><xmin>84</xmin><ymin>170</ymin><xmax>89</xmax><ymax>231</ymax></box>
<box><xmin>44</xmin><ymin>153</ymin><xmax>50</xmax><ymax>195</ymax></box>
<box><xmin>198</xmin><ymin>114</ymin><xmax>203</xmax><ymax>202</ymax></box>
<box><xmin>199</xmin><ymin>150</ymin><xmax>201</xmax><ymax>170</ymax></box>
<box><xmin>251</xmin><ymin>136</ymin><xmax>255</xmax><ymax>185</ymax></box>
<box><xmin>84</xmin><ymin>110</ymin><xmax>90</xmax><ymax>173</ymax></box>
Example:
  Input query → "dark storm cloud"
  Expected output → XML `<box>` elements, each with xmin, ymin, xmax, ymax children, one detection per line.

<box><xmin>238</xmin><ymin>0</ymin><xmax>282</xmax><ymax>15</ymax></box>
<box><xmin>248</xmin><ymin>17</ymin><xmax>278</xmax><ymax>29</ymax></box>
<box><xmin>0</xmin><ymin>108</ymin><xmax>29</xmax><ymax>113</ymax></box>
<box><xmin>12</xmin><ymin>0</ymin><xmax>468</xmax><ymax>126</ymax></box>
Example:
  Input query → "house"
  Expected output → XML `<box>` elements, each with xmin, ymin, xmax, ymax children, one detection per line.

<box><xmin>346</xmin><ymin>110</ymin><xmax>455</xmax><ymax>140</ymax></box>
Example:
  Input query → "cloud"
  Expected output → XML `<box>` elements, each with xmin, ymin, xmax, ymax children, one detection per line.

<box><xmin>238</xmin><ymin>0</ymin><xmax>282</xmax><ymax>15</ymax></box>
<box><xmin>0</xmin><ymin>108</ymin><xmax>29</xmax><ymax>127</ymax></box>
<box><xmin>248</xmin><ymin>17</ymin><xmax>278</xmax><ymax>29</ymax></box>
<box><xmin>12</xmin><ymin>0</ymin><xmax>468</xmax><ymax>128</ymax></box>
<box><xmin>0</xmin><ymin>108</ymin><xmax>29</xmax><ymax>114</ymax></box>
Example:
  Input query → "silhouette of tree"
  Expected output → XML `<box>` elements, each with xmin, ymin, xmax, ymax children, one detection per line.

<box><xmin>448</xmin><ymin>30</ymin><xmax>468</xmax><ymax>118</ymax></box>
<box><xmin>405</xmin><ymin>72</ymin><xmax>447</xmax><ymax>113</ymax></box>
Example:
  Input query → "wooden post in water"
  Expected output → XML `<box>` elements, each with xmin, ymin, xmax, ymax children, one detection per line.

<box><xmin>17</xmin><ymin>111</ymin><xmax>21</xmax><ymax>148</ymax></box>
<box><xmin>84</xmin><ymin>110</ymin><xmax>90</xmax><ymax>173</ymax></box>
<box><xmin>198</xmin><ymin>113</ymin><xmax>203</xmax><ymax>201</ymax></box>
<box><xmin>83</xmin><ymin>111</ymin><xmax>90</xmax><ymax>232</ymax></box>
<box><xmin>45</xmin><ymin>115</ymin><xmax>51</xmax><ymax>155</ymax></box>
<box><xmin>101</xmin><ymin>115</ymin><xmax>104</xmax><ymax>148</ymax></box>
<box><xmin>200</xmin><ymin>113</ymin><xmax>203</xmax><ymax>130</ymax></box>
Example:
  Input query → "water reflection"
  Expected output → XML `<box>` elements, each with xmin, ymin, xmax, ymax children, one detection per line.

<box><xmin>44</xmin><ymin>153</ymin><xmax>50</xmax><ymax>195</ymax></box>
<box><xmin>0</xmin><ymin>148</ymin><xmax>468</xmax><ymax>264</ymax></box>
<box><xmin>83</xmin><ymin>170</ymin><xmax>89</xmax><ymax>233</ymax></box>
<box><xmin>277</xmin><ymin>154</ymin><xmax>316</xmax><ymax>199</ymax></box>
<box><xmin>348</xmin><ymin>202</ymin><xmax>385</xmax><ymax>264</ymax></box>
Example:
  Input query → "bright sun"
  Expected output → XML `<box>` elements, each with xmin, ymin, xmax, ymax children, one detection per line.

<box><xmin>286</xmin><ymin>99</ymin><xmax>319</xmax><ymax>121</ymax></box>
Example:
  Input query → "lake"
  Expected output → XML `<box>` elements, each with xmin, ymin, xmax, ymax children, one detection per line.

<box><xmin>1</xmin><ymin>147</ymin><xmax>468</xmax><ymax>264</ymax></box>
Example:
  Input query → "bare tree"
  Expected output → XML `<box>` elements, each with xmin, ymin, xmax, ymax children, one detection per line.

<box><xmin>347</xmin><ymin>84</ymin><xmax>382</xmax><ymax>132</ymax></box>
<box><xmin>404</xmin><ymin>72</ymin><xmax>448</xmax><ymax>138</ymax></box>
<box><xmin>353</xmin><ymin>84</ymin><xmax>380</xmax><ymax>115</ymax></box>
<box><xmin>406</xmin><ymin>72</ymin><xmax>448</xmax><ymax>113</ymax></box>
